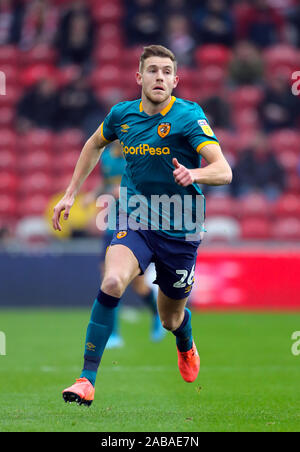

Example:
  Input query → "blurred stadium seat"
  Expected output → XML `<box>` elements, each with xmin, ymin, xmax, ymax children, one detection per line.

<box><xmin>205</xmin><ymin>195</ymin><xmax>236</xmax><ymax>217</ymax></box>
<box><xmin>195</xmin><ymin>45</ymin><xmax>232</xmax><ymax>68</ymax></box>
<box><xmin>272</xmin><ymin>217</ymin><xmax>300</xmax><ymax>240</ymax></box>
<box><xmin>240</xmin><ymin>217</ymin><xmax>272</xmax><ymax>240</ymax></box>
<box><xmin>236</xmin><ymin>193</ymin><xmax>272</xmax><ymax>220</ymax></box>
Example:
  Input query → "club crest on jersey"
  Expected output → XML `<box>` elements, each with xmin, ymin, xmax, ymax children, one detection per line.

<box><xmin>116</xmin><ymin>231</ymin><xmax>127</xmax><ymax>239</ymax></box>
<box><xmin>157</xmin><ymin>122</ymin><xmax>171</xmax><ymax>138</ymax></box>
<box><xmin>198</xmin><ymin>119</ymin><xmax>214</xmax><ymax>137</ymax></box>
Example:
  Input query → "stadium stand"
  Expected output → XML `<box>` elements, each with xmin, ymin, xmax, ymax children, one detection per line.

<box><xmin>0</xmin><ymin>0</ymin><xmax>299</xmax><ymax>243</ymax></box>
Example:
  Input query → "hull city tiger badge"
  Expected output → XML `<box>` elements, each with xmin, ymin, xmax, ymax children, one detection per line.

<box><xmin>157</xmin><ymin>122</ymin><xmax>171</xmax><ymax>138</ymax></box>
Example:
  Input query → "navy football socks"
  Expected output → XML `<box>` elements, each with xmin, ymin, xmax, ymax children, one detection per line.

<box><xmin>172</xmin><ymin>308</ymin><xmax>193</xmax><ymax>352</ymax></box>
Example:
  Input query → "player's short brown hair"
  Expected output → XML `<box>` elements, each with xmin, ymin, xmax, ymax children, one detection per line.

<box><xmin>139</xmin><ymin>45</ymin><xmax>177</xmax><ymax>74</ymax></box>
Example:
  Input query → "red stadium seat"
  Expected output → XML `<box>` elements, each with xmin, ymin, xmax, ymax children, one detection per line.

<box><xmin>205</xmin><ymin>195</ymin><xmax>236</xmax><ymax>217</ymax></box>
<box><xmin>20</xmin><ymin>64</ymin><xmax>56</xmax><ymax>88</ymax></box>
<box><xmin>198</xmin><ymin>65</ymin><xmax>227</xmax><ymax>90</ymax></box>
<box><xmin>195</xmin><ymin>45</ymin><xmax>232</xmax><ymax>68</ymax></box>
<box><xmin>0</xmin><ymin>172</ymin><xmax>18</xmax><ymax>194</ymax></box>
<box><xmin>240</xmin><ymin>217</ymin><xmax>272</xmax><ymax>239</ymax></box>
<box><xmin>55</xmin><ymin>129</ymin><xmax>85</xmax><ymax>151</ymax></box>
<box><xmin>20</xmin><ymin>45</ymin><xmax>57</xmax><ymax>66</ymax></box>
<box><xmin>0</xmin><ymin>86</ymin><xmax>21</xmax><ymax>107</ymax></box>
<box><xmin>96</xmin><ymin>23</ymin><xmax>123</xmax><ymax>47</ymax></box>
<box><xmin>236</xmin><ymin>193</ymin><xmax>272</xmax><ymax>220</ymax></box>
<box><xmin>274</xmin><ymin>194</ymin><xmax>300</xmax><ymax>218</ymax></box>
<box><xmin>0</xmin><ymin>64</ymin><xmax>19</xmax><ymax>86</ymax></box>
<box><xmin>0</xmin><ymin>45</ymin><xmax>18</xmax><ymax>65</ymax></box>
<box><xmin>0</xmin><ymin>149</ymin><xmax>17</xmax><ymax>171</ymax></box>
<box><xmin>0</xmin><ymin>193</ymin><xmax>17</xmax><ymax>218</ymax></box>
<box><xmin>276</xmin><ymin>150</ymin><xmax>299</xmax><ymax>173</ymax></box>
<box><xmin>94</xmin><ymin>43</ymin><xmax>123</xmax><ymax>65</ymax></box>
<box><xmin>230</xmin><ymin>86</ymin><xmax>263</xmax><ymax>110</ymax></box>
<box><xmin>53</xmin><ymin>149</ymin><xmax>80</xmax><ymax>174</ymax></box>
<box><xmin>0</xmin><ymin>129</ymin><xmax>17</xmax><ymax>150</ymax></box>
<box><xmin>21</xmin><ymin>193</ymin><xmax>50</xmax><ymax>218</ymax></box>
<box><xmin>264</xmin><ymin>45</ymin><xmax>300</xmax><ymax>72</ymax></box>
<box><xmin>268</xmin><ymin>129</ymin><xmax>300</xmax><ymax>154</ymax></box>
<box><xmin>272</xmin><ymin>217</ymin><xmax>300</xmax><ymax>240</ymax></box>
<box><xmin>22</xmin><ymin>129</ymin><xmax>55</xmax><ymax>152</ymax></box>
<box><xmin>176</xmin><ymin>67</ymin><xmax>196</xmax><ymax>89</ymax></box>
<box><xmin>19</xmin><ymin>172</ymin><xmax>54</xmax><ymax>196</ymax></box>
<box><xmin>286</xmin><ymin>173</ymin><xmax>300</xmax><ymax>194</ymax></box>
<box><xmin>89</xmin><ymin>65</ymin><xmax>122</xmax><ymax>89</ymax></box>
<box><xmin>18</xmin><ymin>150</ymin><xmax>53</xmax><ymax>174</ymax></box>
<box><xmin>92</xmin><ymin>2</ymin><xmax>123</xmax><ymax>24</ymax></box>
<box><xmin>0</xmin><ymin>107</ymin><xmax>14</xmax><ymax>127</ymax></box>
<box><xmin>121</xmin><ymin>46</ymin><xmax>144</xmax><ymax>71</ymax></box>
<box><xmin>233</xmin><ymin>107</ymin><xmax>259</xmax><ymax>133</ymax></box>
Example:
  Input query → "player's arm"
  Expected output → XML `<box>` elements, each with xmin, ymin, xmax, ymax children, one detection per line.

<box><xmin>173</xmin><ymin>143</ymin><xmax>232</xmax><ymax>187</ymax></box>
<box><xmin>52</xmin><ymin>125</ymin><xmax>110</xmax><ymax>231</ymax></box>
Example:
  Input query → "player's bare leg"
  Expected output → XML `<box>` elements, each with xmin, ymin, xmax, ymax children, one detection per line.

<box><xmin>157</xmin><ymin>289</ymin><xmax>200</xmax><ymax>382</ymax></box>
<box><xmin>101</xmin><ymin>244</ymin><xmax>141</xmax><ymax>297</ymax></box>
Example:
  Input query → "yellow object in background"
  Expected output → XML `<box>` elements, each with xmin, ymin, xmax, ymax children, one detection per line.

<box><xmin>45</xmin><ymin>193</ymin><xmax>98</xmax><ymax>239</ymax></box>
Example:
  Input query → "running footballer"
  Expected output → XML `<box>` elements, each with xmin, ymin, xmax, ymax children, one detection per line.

<box><xmin>52</xmin><ymin>45</ymin><xmax>232</xmax><ymax>406</ymax></box>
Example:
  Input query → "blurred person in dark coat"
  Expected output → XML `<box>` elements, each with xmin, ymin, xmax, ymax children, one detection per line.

<box><xmin>193</xmin><ymin>0</ymin><xmax>235</xmax><ymax>46</ymax></box>
<box><xmin>124</xmin><ymin>0</ymin><xmax>163</xmax><ymax>46</ymax></box>
<box><xmin>228</xmin><ymin>41</ymin><xmax>264</xmax><ymax>86</ymax></box>
<box><xmin>16</xmin><ymin>76</ymin><xmax>59</xmax><ymax>132</ymax></box>
<box><xmin>0</xmin><ymin>0</ymin><xmax>23</xmax><ymax>45</ymax></box>
<box><xmin>231</xmin><ymin>133</ymin><xmax>286</xmax><ymax>199</ymax></box>
<box><xmin>57</xmin><ymin>73</ymin><xmax>105</xmax><ymax>136</ymax></box>
<box><xmin>259</xmin><ymin>73</ymin><xmax>300</xmax><ymax>132</ymax></box>
<box><xmin>55</xmin><ymin>0</ymin><xmax>94</xmax><ymax>68</ymax></box>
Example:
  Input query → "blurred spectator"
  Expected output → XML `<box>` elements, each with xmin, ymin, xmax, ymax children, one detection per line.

<box><xmin>228</xmin><ymin>41</ymin><xmax>264</xmax><ymax>86</ymax></box>
<box><xmin>55</xmin><ymin>0</ymin><xmax>95</xmax><ymax>68</ymax></box>
<box><xmin>237</xmin><ymin>0</ymin><xmax>286</xmax><ymax>48</ymax></box>
<box><xmin>163</xmin><ymin>15</ymin><xmax>195</xmax><ymax>66</ymax></box>
<box><xmin>259</xmin><ymin>73</ymin><xmax>300</xmax><ymax>132</ymax></box>
<box><xmin>16</xmin><ymin>77</ymin><xmax>59</xmax><ymax>132</ymax></box>
<box><xmin>231</xmin><ymin>133</ymin><xmax>286</xmax><ymax>199</ymax></box>
<box><xmin>19</xmin><ymin>0</ymin><xmax>58</xmax><ymax>51</ymax></box>
<box><xmin>0</xmin><ymin>0</ymin><xmax>23</xmax><ymax>45</ymax></box>
<box><xmin>193</xmin><ymin>0</ymin><xmax>235</xmax><ymax>47</ymax></box>
<box><xmin>57</xmin><ymin>73</ymin><xmax>105</xmax><ymax>136</ymax></box>
<box><xmin>286</xmin><ymin>3</ymin><xmax>300</xmax><ymax>47</ymax></box>
<box><xmin>201</xmin><ymin>95</ymin><xmax>231</xmax><ymax>129</ymax></box>
<box><xmin>124</xmin><ymin>0</ymin><xmax>163</xmax><ymax>46</ymax></box>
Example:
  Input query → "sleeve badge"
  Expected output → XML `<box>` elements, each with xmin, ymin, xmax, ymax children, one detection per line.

<box><xmin>198</xmin><ymin>119</ymin><xmax>214</xmax><ymax>137</ymax></box>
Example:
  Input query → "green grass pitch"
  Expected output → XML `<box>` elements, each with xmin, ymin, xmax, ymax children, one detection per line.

<box><xmin>0</xmin><ymin>308</ymin><xmax>300</xmax><ymax>432</ymax></box>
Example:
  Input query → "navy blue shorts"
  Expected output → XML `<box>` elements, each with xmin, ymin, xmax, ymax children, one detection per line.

<box><xmin>108</xmin><ymin>227</ymin><xmax>201</xmax><ymax>300</ymax></box>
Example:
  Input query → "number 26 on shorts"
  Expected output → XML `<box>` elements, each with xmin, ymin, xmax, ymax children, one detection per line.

<box><xmin>173</xmin><ymin>265</ymin><xmax>195</xmax><ymax>288</ymax></box>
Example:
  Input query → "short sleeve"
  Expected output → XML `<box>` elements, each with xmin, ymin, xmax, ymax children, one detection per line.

<box><xmin>100</xmin><ymin>106</ymin><xmax>118</xmax><ymax>143</ymax></box>
<box><xmin>184</xmin><ymin>104</ymin><xmax>219</xmax><ymax>153</ymax></box>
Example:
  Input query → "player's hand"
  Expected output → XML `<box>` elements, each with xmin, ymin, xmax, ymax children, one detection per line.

<box><xmin>172</xmin><ymin>158</ymin><xmax>194</xmax><ymax>187</ymax></box>
<box><xmin>52</xmin><ymin>193</ymin><xmax>75</xmax><ymax>232</ymax></box>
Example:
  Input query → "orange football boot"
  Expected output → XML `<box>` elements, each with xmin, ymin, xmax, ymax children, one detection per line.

<box><xmin>62</xmin><ymin>378</ymin><xmax>95</xmax><ymax>406</ymax></box>
<box><xmin>177</xmin><ymin>341</ymin><xmax>200</xmax><ymax>383</ymax></box>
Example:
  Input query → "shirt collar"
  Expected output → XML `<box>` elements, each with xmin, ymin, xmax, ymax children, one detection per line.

<box><xmin>139</xmin><ymin>96</ymin><xmax>176</xmax><ymax>116</ymax></box>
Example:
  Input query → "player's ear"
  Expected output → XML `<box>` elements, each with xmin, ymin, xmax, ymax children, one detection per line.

<box><xmin>136</xmin><ymin>71</ymin><xmax>143</xmax><ymax>86</ymax></box>
<box><xmin>173</xmin><ymin>74</ymin><xmax>179</xmax><ymax>89</ymax></box>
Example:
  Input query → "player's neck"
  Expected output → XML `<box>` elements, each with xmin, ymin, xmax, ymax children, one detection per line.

<box><xmin>141</xmin><ymin>93</ymin><xmax>173</xmax><ymax>116</ymax></box>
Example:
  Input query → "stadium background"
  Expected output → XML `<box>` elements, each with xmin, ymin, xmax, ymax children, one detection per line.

<box><xmin>0</xmin><ymin>0</ymin><xmax>300</xmax><ymax>310</ymax></box>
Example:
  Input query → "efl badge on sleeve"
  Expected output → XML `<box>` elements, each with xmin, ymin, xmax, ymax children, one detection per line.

<box><xmin>157</xmin><ymin>122</ymin><xmax>171</xmax><ymax>138</ymax></box>
<box><xmin>198</xmin><ymin>119</ymin><xmax>214</xmax><ymax>137</ymax></box>
<box><xmin>116</xmin><ymin>231</ymin><xmax>127</xmax><ymax>239</ymax></box>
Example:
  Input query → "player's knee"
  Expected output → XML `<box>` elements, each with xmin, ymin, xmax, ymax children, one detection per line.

<box><xmin>101</xmin><ymin>274</ymin><xmax>126</xmax><ymax>298</ymax></box>
<box><xmin>161</xmin><ymin>316</ymin><xmax>181</xmax><ymax>332</ymax></box>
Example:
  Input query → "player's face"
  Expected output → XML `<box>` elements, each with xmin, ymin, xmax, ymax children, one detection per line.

<box><xmin>136</xmin><ymin>57</ymin><xmax>179</xmax><ymax>105</ymax></box>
